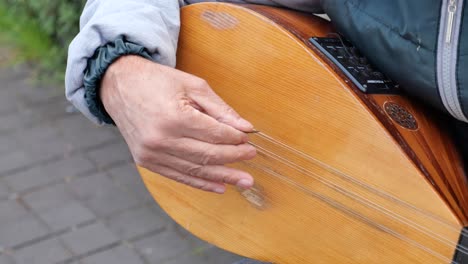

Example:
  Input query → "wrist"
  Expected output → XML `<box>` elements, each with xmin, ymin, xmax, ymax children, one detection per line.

<box><xmin>100</xmin><ymin>55</ymin><xmax>144</xmax><ymax>119</ymax></box>
<box><xmin>83</xmin><ymin>36</ymin><xmax>153</xmax><ymax>125</ymax></box>
<box><xmin>103</xmin><ymin>55</ymin><xmax>144</xmax><ymax>81</ymax></box>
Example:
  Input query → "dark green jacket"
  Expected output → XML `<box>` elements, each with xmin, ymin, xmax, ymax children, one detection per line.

<box><xmin>323</xmin><ymin>0</ymin><xmax>468</xmax><ymax>123</ymax></box>
<box><xmin>322</xmin><ymin>0</ymin><xmax>468</xmax><ymax>166</ymax></box>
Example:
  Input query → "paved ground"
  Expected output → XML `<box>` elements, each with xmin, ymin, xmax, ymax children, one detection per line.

<box><xmin>0</xmin><ymin>62</ymin><xmax>243</xmax><ymax>263</ymax></box>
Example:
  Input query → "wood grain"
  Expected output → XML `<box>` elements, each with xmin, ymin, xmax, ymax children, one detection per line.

<box><xmin>243</xmin><ymin>4</ymin><xmax>468</xmax><ymax>226</ymax></box>
<box><xmin>139</xmin><ymin>3</ymin><xmax>467</xmax><ymax>263</ymax></box>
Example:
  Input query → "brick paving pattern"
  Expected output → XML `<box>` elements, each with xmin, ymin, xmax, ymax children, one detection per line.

<box><xmin>0</xmin><ymin>64</ymin><xmax>242</xmax><ymax>264</ymax></box>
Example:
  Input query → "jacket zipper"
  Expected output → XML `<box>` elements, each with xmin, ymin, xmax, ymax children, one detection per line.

<box><xmin>446</xmin><ymin>0</ymin><xmax>457</xmax><ymax>43</ymax></box>
<box><xmin>437</xmin><ymin>0</ymin><xmax>468</xmax><ymax>122</ymax></box>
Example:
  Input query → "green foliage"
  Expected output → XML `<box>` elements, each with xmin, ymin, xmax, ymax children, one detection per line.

<box><xmin>0</xmin><ymin>0</ymin><xmax>86</xmax><ymax>82</ymax></box>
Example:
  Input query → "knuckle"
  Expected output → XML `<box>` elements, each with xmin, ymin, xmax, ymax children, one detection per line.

<box><xmin>200</xmin><ymin>153</ymin><xmax>211</xmax><ymax>165</ymax></box>
<box><xmin>186</xmin><ymin>165</ymin><xmax>204</xmax><ymax>177</ymax></box>
<box><xmin>173</xmin><ymin>105</ymin><xmax>196</xmax><ymax>127</ymax></box>
<box><xmin>173</xmin><ymin>175</ymin><xmax>187</xmax><ymax>184</ymax></box>
<box><xmin>206</xmin><ymin>126</ymin><xmax>224</xmax><ymax>143</ymax></box>
<box><xmin>199</xmin><ymin>183</ymin><xmax>213</xmax><ymax>192</ymax></box>
<box><xmin>237</xmin><ymin>145</ymin><xmax>256</xmax><ymax>160</ymax></box>
<box><xmin>192</xmin><ymin>78</ymin><xmax>209</xmax><ymax>91</ymax></box>
<box><xmin>220</xmin><ymin>172</ymin><xmax>236</xmax><ymax>184</ymax></box>
<box><xmin>219</xmin><ymin>105</ymin><xmax>236</xmax><ymax>117</ymax></box>
<box><xmin>201</xmin><ymin>149</ymin><xmax>220</xmax><ymax>165</ymax></box>
<box><xmin>175</xmin><ymin>99</ymin><xmax>191</xmax><ymax>114</ymax></box>
<box><xmin>191</xmin><ymin>181</ymin><xmax>207</xmax><ymax>190</ymax></box>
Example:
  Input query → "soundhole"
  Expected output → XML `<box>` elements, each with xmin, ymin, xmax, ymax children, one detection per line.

<box><xmin>384</xmin><ymin>102</ymin><xmax>418</xmax><ymax>130</ymax></box>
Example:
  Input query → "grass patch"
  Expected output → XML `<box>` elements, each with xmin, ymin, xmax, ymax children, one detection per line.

<box><xmin>0</xmin><ymin>1</ymin><xmax>85</xmax><ymax>83</ymax></box>
<box><xmin>0</xmin><ymin>4</ymin><xmax>53</xmax><ymax>63</ymax></box>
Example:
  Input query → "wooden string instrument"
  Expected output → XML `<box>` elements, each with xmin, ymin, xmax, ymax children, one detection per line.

<box><xmin>138</xmin><ymin>3</ymin><xmax>468</xmax><ymax>263</ymax></box>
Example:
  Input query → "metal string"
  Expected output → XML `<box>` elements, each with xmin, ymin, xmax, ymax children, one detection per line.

<box><xmin>241</xmin><ymin>160</ymin><xmax>457</xmax><ymax>264</ymax></box>
<box><xmin>247</xmin><ymin>144</ymin><xmax>468</xmax><ymax>256</ymax></box>
<box><xmin>253</xmin><ymin>132</ymin><xmax>464</xmax><ymax>231</ymax></box>
<box><xmin>242</xmin><ymin>132</ymin><xmax>468</xmax><ymax>257</ymax></box>
<box><xmin>254</xmin><ymin>131</ymin><xmax>468</xmax><ymax>239</ymax></box>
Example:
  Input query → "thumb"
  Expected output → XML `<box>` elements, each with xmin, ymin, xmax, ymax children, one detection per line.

<box><xmin>189</xmin><ymin>83</ymin><xmax>254</xmax><ymax>132</ymax></box>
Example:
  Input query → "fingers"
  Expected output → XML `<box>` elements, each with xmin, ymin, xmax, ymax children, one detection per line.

<box><xmin>142</xmin><ymin>162</ymin><xmax>227</xmax><ymax>194</ymax></box>
<box><xmin>183</xmin><ymin>164</ymin><xmax>254</xmax><ymax>188</ymax></box>
<box><xmin>153</xmin><ymin>137</ymin><xmax>257</xmax><ymax>165</ymax></box>
<box><xmin>186</xmin><ymin>78</ymin><xmax>254</xmax><ymax>132</ymax></box>
<box><xmin>181</xmin><ymin>108</ymin><xmax>250</xmax><ymax>145</ymax></box>
<box><xmin>155</xmin><ymin>152</ymin><xmax>254</xmax><ymax>188</ymax></box>
<box><xmin>136</xmin><ymin>135</ymin><xmax>257</xmax><ymax>193</ymax></box>
<box><xmin>141</xmin><ymin>151</ymin><xmax>254</xmax><ymax>191</ymax></box>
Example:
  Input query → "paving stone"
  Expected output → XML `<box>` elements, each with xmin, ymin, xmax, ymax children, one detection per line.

<box><xmin>173</xmin><ymin>224</ymin><xmax>212</xmax><ymax>250</ymax></box>
<box><xmin>61</xmin><ymin>222</ymin><xmax>119</xmax><ymax>256</ymax></box>
<box><xmin>106</xmin><ymin>205</ymin><xmax>166</xmax><ymax>240</ymax></box>
<box><xmin>167</xmin><ymin>225</ymin><xmax>243</xmax><ymax>264</ymax></box>
<box><xmin>68</xmin><ymin>172</ymin><xmax>140</xmax><ymax>217</ymax></box>
<box><xmin>81</xmin><ymin>244</ymin><xmax>144</xmax><ymax>264</ymax></box>
<box><xmin>0</xmin><ymin>148</ymin><xmax>66</xmax><ymax>177</ymax></box>
<box><xmin>202</xmin><ymin>247</ymin><xmax>243</xmax><ymax>264</ymax></box>
<box><xmin>13</xmin><ymin>238</ymin><xmax>72</xmax><ymax>264</ymax></box>
<box><xmin>0</xmin><ymin>62</ymin><xmax>242</xmax><ymax>264</ymax></box>
<box><xmin>0</xmin><ymin>63</ymin><xmax>28</xmax><ymax>79</ymax></box>
<box><xmin>14</xmin><ymin>125</ymin><xmax>74</xmax><ymax>160</ymax></box>
<box><xmin>5</xmin><ymin>155</ymin><xmax>95</xmax><ymax>192</ymax></box>
<box><xmin>0</xmin><ymin>150</ymin><xmax>30</xmax><ymax>175</ymax></box>
<box><xmin>134</xmin><ymin>228</ymin><xmax>192</xmax><ymax>263</ymax></box>
<box><xmin>0</xmin><ymin>91</ymin><xmax>21</xmax><ymax>114</ymax></box>
<box><xmin>23</xmin><ymin>183</ymin><xmax>75</xmax><ymax>212</ymax></box>
<box><xmin>149</xmin><ymin>202</ymin><xmax>173</xmax><ymax>220</ymax></box>
<box><xmin>107</xmin><ymin>163</ymin><xmax>154</xmax><ymax>203</ymax></box>
<box><xmin>85</xmin><ymin>141</ymin><xmax>131</xmax><ymax>169</ymax></box>
<box><xmin>0</xmin><ymin>255</ymin><xmax>15</xmax><ymax>264</ymax></box>
<box><xmin>0</xmin><ymin>200</ymin><xmax>29</xmax><ymax>224</ymax></box>
<box><xmin>163</xmin><ymin>251</ymin><xmax>210</xmax><ymax>264</ymax></box>
<box><xmin>0</xmin><ymin>100</ymin><xmax>65</xmax><ymax>133</ymax></box>
<box><xmin>0</xmin><ymin>71</ymin><xmax>59</xmax><ymax>104</ymax></box>
<box><xmin>0</xmin><ymin>215</ymin><xmax>48</xmax><ymax>248</ymax></box>
<box><xmin>0</xmin><ymin>134</ymin><xmax>19</xmax><ymax>156</ymax></box>
<box><xmin>22</xmin><ymin>100</ymin><xmax>70</xmax><ymax>126</ymax></box>
<box><xmin>16</xmin><ymin>84</ymin><xmax>63</xmax><ymax>107</ymax></box>
<box><xmin>0</xmin><ymin>179</ymin><xmax>11</xmax><ymax>198</ymax></box>
<box><xmin>54</xmin><ymin>115</ymin><xmax>118</xmax><ymax>150</ymax></box>
<box><xmin>0</xmin><ymin>111</ymin><xmax>30</xmax><ymax>133</ymax></box>
<box><xmin>25</xmin><ymin>136</ymin><xmax>74</xmax><ymax>162</ymax></box>
<box><xmin>38</xmin><ymin>201</ymin><xmax>96</xmax><ymax>232</ymax></box>
<box><xmin>13</xmin><ymin>125</ymin><xmax>62</xmax><ymax>151</ymax></box>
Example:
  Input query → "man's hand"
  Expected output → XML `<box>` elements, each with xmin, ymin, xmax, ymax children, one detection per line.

<box><xmin>100</xmin><ymin>56</ymin><xmax>257</xmax><ymax>194</ymax></box>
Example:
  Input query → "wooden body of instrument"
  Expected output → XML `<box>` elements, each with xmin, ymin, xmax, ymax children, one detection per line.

<box><xmin>139</xmin><ymin>3</ymin><xmax>468</xmax><ymax>263</ymax></box>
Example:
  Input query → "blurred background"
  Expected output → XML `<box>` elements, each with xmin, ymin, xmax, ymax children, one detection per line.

<box><xmin>0</xmin><ymin>1</ymin><xmax>241</xmax><ymax>263</ymax></box>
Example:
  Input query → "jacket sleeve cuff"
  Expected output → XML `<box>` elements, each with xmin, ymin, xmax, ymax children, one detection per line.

<box><xmin>83</xmin><ymin>36</ymin><xmax>153</xmax><ymax>125</ymax></box>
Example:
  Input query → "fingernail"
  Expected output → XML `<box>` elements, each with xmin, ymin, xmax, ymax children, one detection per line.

<box><xmin>245</xmin><ymin>146</ymin><xmax>257</xmax><ymax>159</ymax></box>
<box><xmin>238</xmin><ymin>119</ymin><xmax>253</xmax><ymax>130</ymax></box>
<box><xmin>237</xmin><ymin>178</ymin><xmax>254</xmax><ymax>188</ymax></box>
<box><xmin>214</xmin><ymin>188</ymin><xmax>225</xmax><ymax>194</ymax></box>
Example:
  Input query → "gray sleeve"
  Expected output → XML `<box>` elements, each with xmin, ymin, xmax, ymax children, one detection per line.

<box><xmin>65</xmin><ymin>0</ymin><xmax>184</xmax><ymax>124</ymax></box>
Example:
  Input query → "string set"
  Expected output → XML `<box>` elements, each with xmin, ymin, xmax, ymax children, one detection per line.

<box><xmin>242</xmin><ymin>131</ymin><xmax>467</xmax><ymax>262</ymax></box>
